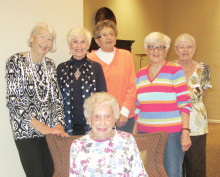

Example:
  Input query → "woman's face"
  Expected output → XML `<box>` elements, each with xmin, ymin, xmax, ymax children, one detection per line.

<box><xmin>145</xmin><ymin>41</ymin><xmax>168</xmax><ymax>64</ymax></box>
<box><xmin>95</xmin><ymin>27</ymin><xmax>116</xmax><ymax>52</ymax></box>
<box><xmin>175</xmin><ymin>39</ymin><xmax>195</xmax><ymax>61</ymax></box>
<box><xmin>89</xmin><ymin>103</ymin><xmax>115</xmax><ymax>140</ymax></box>
<box><xmin>30</xmin><ymin>28</ymin><xmax>53</xmax><ymax>58</ymax></box>
<box><xmin>69</xmin><ymin>34</ymin><xmax>90</xmax><ymax>60</ymax></box>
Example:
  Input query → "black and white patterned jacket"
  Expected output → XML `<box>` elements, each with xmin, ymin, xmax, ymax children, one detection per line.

<box><xmin>5</xmin><ymin>52</ymin><xmax>65</xmax><ymax>140</ymax></box>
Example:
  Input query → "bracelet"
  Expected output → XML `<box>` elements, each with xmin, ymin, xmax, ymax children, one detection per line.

<box><xmin>182</xmin><ymin>128</ymin><xmax>190</xmax><ymax>132</ymax></box>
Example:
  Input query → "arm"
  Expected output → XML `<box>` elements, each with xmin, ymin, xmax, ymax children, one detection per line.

<box><xmin>95</xmin><ymin>62</ymin><xmax>107</xmax><ymax>92</ymax></box>
<box><xmin>117</xmin><ymin>53</ymin><xmax>136</xmax><ymax>126</ymax></box>
<box><xmin>5</xmin><ymin>54</ymin><xmax>33</xmax><ymax>125</ymax></box>
<box><xmin>173</xmin><ymin>67</ymin><xmax>192</xmax><ymax>151</ymax></box>
<box><xmin>49</xmin><ymin>61</ymin><xmax>68</xmax><ymax>137</ymax></box>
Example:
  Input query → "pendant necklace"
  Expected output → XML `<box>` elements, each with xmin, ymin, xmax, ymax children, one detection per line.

<box><xmin>74</xmin><ymin>63</ymin><xmax>83</xmax><ymax>80</ymax></box>
<box><xmin>28</xmin><ymin>52</ymin><xmax>50</xmax><ymax>102</ymax></box>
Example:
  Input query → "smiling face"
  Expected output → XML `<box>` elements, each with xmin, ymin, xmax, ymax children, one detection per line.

<box><xmin>95</xmin><ymin>27</ymin><xmax>116</xmax><ymax>52</ymax></box>
<box><xmin>175</xmin><ymin>39</ymin><xmax>195</xmax><ymax>61</ymax></box>
<box><xmin>89</xmin><ymin>103</ymin><xmax>115</xmax><ymax>140</ymax></box>
<box><xmin>145</xmin><ymin>41</ymin><xmax>168</xmax><ymax>64</ymax></box>
<box><xmin>69</xmin><ymin>34</ymin><xmax>90</xmax><ymax>60</ymax></box>
<box><xmin>30</xmin><ymin>28</ymin><xmax>53</xmax><ymax>60</ymax></box>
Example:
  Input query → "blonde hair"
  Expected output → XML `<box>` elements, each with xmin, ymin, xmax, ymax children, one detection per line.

<box><xmin>83</xmin><ymin>92</ymin><xmax>120</xmax><ymax>123</ymax></box>
<box><xmin>28</xmin><ymin>22</ymin><xmax>56</xmax><ymax>52</ymax></box>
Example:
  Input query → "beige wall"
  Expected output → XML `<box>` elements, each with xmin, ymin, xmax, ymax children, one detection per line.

<box><xmin>84</xmin><ymin>0</ymin><xmax>166</xmax><ymax>71</ymax></box>
<box><xmin>0</xmin><ymin>0</ymin><xmax>83</xmax><ymax>176</ymax></box>
<box><xmin>84</xmin><ymin>0</ymin><xmax>219</xmax><ymax>121</ymax></box>
<box><xmin>166</xmin><ymin>0</ymin><xmax>220</xmax><ymax>121</ymax></box>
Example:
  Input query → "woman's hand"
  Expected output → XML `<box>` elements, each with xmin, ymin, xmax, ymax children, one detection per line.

<box><xmin>132</xmin><ymin>120</ymin><xmax>138</xmax><ymax>135</ymax></box>
<box><xmin>52</xmin><ymin>125</ymin><xmax>69</xmax><ymax>137</ymax></box>
<box><xmin>181</xmin><ymin>130</ymin><xmax>192</xmax><ymax>152</ymax></box>
<box><xmin>116</xmin><ymin>114</ymin><xmax>128</xmax><ymax>127</ymax></box>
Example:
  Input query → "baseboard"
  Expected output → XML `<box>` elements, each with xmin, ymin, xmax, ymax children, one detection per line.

<box><xmin>208</xmin><ymin>119</ymin><xmax>220</xmax><ymax>123</ymax></box>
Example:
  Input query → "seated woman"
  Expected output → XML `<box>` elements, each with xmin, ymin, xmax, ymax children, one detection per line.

<box><xmin>57</xmin><ymin>27</ymin><xmax>107</xmax><ymax>135</ymax></box>
<box><xmin>69</xmin><ymin>92</ymin><xmax>148</xmax><ymax>177</ymax></box>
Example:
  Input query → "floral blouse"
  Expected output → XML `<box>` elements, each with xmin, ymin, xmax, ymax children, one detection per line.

<box><xmin>69</xmin><ymin>130</ymin><xmax>148</xmax><ymax>177</ymax></box>
<box><xmin>187</xmin><ymin>62</ymin><xmax>212</xmax><ymax>136</ymax></box>
<box><xmin>5</xmin><ymin>53</ymin><xmax>65</xmax><ymax>140</ymax></box>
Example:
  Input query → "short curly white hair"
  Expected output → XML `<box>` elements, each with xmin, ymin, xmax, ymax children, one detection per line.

<box><xmin>83</xmin><ymin>92</ymin><xmax>120</xmax><ymax>123</ymax></box>
<box><xmin>144</xmin><ymin>32</ymin><xmax>171</xmax><ymax>50</ymax></box>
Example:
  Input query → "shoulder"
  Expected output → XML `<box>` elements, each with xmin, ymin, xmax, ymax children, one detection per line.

<box><xmin>57</xmin><ymin>60</ymin><xmax>69</xmax><ymax>70</ymax></box>
<box><xmin>197</xmin><ymin>61</ymin><xmax>210</xmax><ymax>72</ymax></box>
<box><xmin>137</xmin><ymin>66</ymin><xmax>148</xmax><ymax>78</ymax></box>
<box><xmin>115</xmin><ymin>130</ymin><xmax>133</xmax><ymax>141</ymax></box>
<box><xmin>116</xmin><ymin>48</ymin><xmax>132</xmax><ymax>57</ymax></box>
<box><xmin>165</xmin><ymin>62</ymin><xmax>184</xmax><ymax>74</ymax></box>
<box><xmin>6</xmin><ymin>52</ymin><xmax>24</xmax><ymax>63</ymax></box>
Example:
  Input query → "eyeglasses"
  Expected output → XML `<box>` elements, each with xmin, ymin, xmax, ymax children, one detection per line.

<box><xmin>97</xmin><ymin>33</ymin><xmax>115</xmax><ymax>39</ymax></box>
<box><xmin>177</xmin><ymin>45</ymin><xmax>194</xmax><ymax>51</ymax></box>
<box><xmin>148</xmin><ymin>45</ymin><xmax>166</xmax><ymax>51</ymax></box>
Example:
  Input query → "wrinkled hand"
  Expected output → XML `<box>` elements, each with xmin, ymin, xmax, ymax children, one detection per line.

<box><xmin>181</xmin><ymin>130</ymin><xmax>192</xmax><ymax>152</ymax></box>
<box><xmin>116</xmin><ymin>114</ymin><xmax>128</xmax><ymax>128</ymax></box>
<box><xmin>51</xmin><ymin>125</ymin><xmax>69</xmax><ymax>137</ymax></box>
<box><xmin>132</xmin><ymin>121</ymin><xmax>138</xmax><ymax>135</ymax></box>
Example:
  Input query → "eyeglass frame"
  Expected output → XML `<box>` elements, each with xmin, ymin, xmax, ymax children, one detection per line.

<box><xmin>147</xmin><ymin>45</ymin><xmax>166</xmax><ymax>51</ymax></box>
<box><xmin>97</xmin><ymin>33</ymin><xmax>115</xmax><ymax>39</ymax></box>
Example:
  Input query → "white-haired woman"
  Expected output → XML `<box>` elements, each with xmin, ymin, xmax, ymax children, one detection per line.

<box><xmin>133</xmin><ymin>32</ymin><xmax>192</xmax><ymax>177</ymax></box>
<box><xmin>57</xmin><ymin>27</ymin><xmax>107</xmax><ymax>135</ymax></box>
<box><xmin>5</xmin><ymin>22</ymin><xmax>68</xmax><ymax>177</ymax></box>
<box><xmin>174</xmin><ymin>33</ymin><xmax>212</xmax><ymax>177</ymax></box>
<box><xmin>69</xmin><ymin>92</ymin><xmax>148</xmax><ymax>176</ymax></box>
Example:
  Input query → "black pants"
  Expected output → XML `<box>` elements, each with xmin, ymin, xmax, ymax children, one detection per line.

<box><xmin>183</xmin><ymin>134</ymin><xmax>207</xmax><ymax>177</ymax></box>
<box><xmin>15</xmin><ymin>137</ymin><xmax>54</xmax><ymax>177</ymax></box>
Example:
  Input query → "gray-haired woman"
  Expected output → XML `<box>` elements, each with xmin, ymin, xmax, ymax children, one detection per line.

<box><xmin>174</xmin><ymin>33</ymin><xmax>212</xmax><ymax>177</ymax></box>
<box><xmin>5</xmin><ymin>22</ymin><xmax>68</xmax><ymax>177</ymax></box>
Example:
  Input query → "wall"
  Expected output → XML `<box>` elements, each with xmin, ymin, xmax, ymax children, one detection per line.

<box><xmin>84</xmin><ymin>0</ymin><xmax>166</xmax><ymax>71</ymax></box>
<box><xmin>84</xmin><ymin>0</ymin><xmax>219</xmax><ymax>121</ymax></box>
<box><xmin>166</xmin><ymin>0</ymin><xmax>220</xmax><ymax>120</ymax></box>
<box><xmin>0</xmin><ymin>0</ymin><xmax>83</xmax><ymax>176</ymax></box>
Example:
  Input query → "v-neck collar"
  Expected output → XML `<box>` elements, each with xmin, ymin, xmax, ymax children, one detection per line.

<box><xmin>147</xmin><ymin>61</ymin><xmax>167</xmax><ymax>82</ymax></box>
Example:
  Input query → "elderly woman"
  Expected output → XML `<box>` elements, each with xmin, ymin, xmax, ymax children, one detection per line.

<box><xmin>133</xmin><ymin>32</ymin><xmax>192</xmax><ymax>177</ymax></box>
<box><xmin>69</xmin><ymin>92</ymin><xmax>148</xmax><ymax>176</ymax></box>
<box><xmin>88</xmin><ymin>20</ymin><xmax>136</xmax><ymax>133</ymax></box>
<box><xmin>57</xmin><ymin>27</ymin><xmax>107</xmax><ymax>135</ymax></box>
<box><xmin>5</xmin><ymin>22</ymin><xmax>67</xmax><ymax>177</ymax></box>
<box><xmin>174</xmin><ymin>33</ymin><xmax>212</xmax><ymax>177</ymax></box>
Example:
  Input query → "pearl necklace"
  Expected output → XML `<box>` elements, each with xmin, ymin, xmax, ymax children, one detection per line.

<box><xmin>28</xmin><ymin>52</ymin><xmax>50</xmax><ymax>102</ymax></box>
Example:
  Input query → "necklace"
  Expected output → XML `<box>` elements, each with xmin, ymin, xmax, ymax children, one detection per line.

<box><xmin>74</xmin><ymin>63</ymin><xmax>83</xmax><ymax>80</ymax></box>
<box><xmin>28</xmin><ymin>52</ymin><xmax>50</xmax><ymax>102</ymax></box>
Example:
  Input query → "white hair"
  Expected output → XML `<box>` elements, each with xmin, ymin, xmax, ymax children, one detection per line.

<box><xmin>144</xmin><ymin>32</ymin><xmax>171</xmax><ymax>50</ymax></box>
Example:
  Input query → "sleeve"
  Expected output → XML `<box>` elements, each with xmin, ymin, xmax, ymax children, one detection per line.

<box><xmin>69</xmin><ymin>141</ymin><xmax>80</xmax><ymax>177</ymax></box>
<box><xmin>135</xmin><ymin>73</ymin><xmax>140</xmax><ymax>121</ymax></box>
<box><xmin>129</xmin><ymin>135</ymin><xmax>148</xmax><ymax>177</ymax></box>
<box><xmin>50</xmin><ymin>61</ymin><xmax>65</xmax><ymax>127</ymax></box>
<box><xmin>56</xmin><ymin>64</ymin><xmax>63</xmax><ymax>92</ymax></box>
<box><xmin>173</xmin><ymin>66</ymin><xmax>192</xmax><ymax>115</ymax></box>
<box><xmin>201</xmin><ymin>63</ymin><xmax>212</xmax><ymax>90</ymax></box>
<box><xmin>94</xmin><ymin>62</ymin><xmax>107</xmax><ymax>92</ymax></box>
<box><xmin>5</xmin><ymin>54</ymin><xmax>33</xmax><ymax>125</ymax></box>
<box><xmin>121</xmin><ymin>52</ymin><xmax>137</xmax><ymax>112</ymax></box>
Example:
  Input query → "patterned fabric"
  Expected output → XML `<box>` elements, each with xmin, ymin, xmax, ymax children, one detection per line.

<box><xmin>57</xmin><ymin>56</ymin><xmax>107</xmax><ymax>135</ymax></box>
<box><xmin>135</xmin><ymin>62</ymin><xmax>192</xmax><ymax>133</ymax></box>
<box><xmin>186</xmin><ymin>62</ymin><xmax>211</xmax><ymax>136</ymax></box>
<box><xmin>5</xmin><ymin>52</ymin><xmax>65</xmax><ymax>140</ymax></box>
<box><xmin>69</xmin><ymin>131</ymin><xmax>148</xmax><ymax>177</ymax></box>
